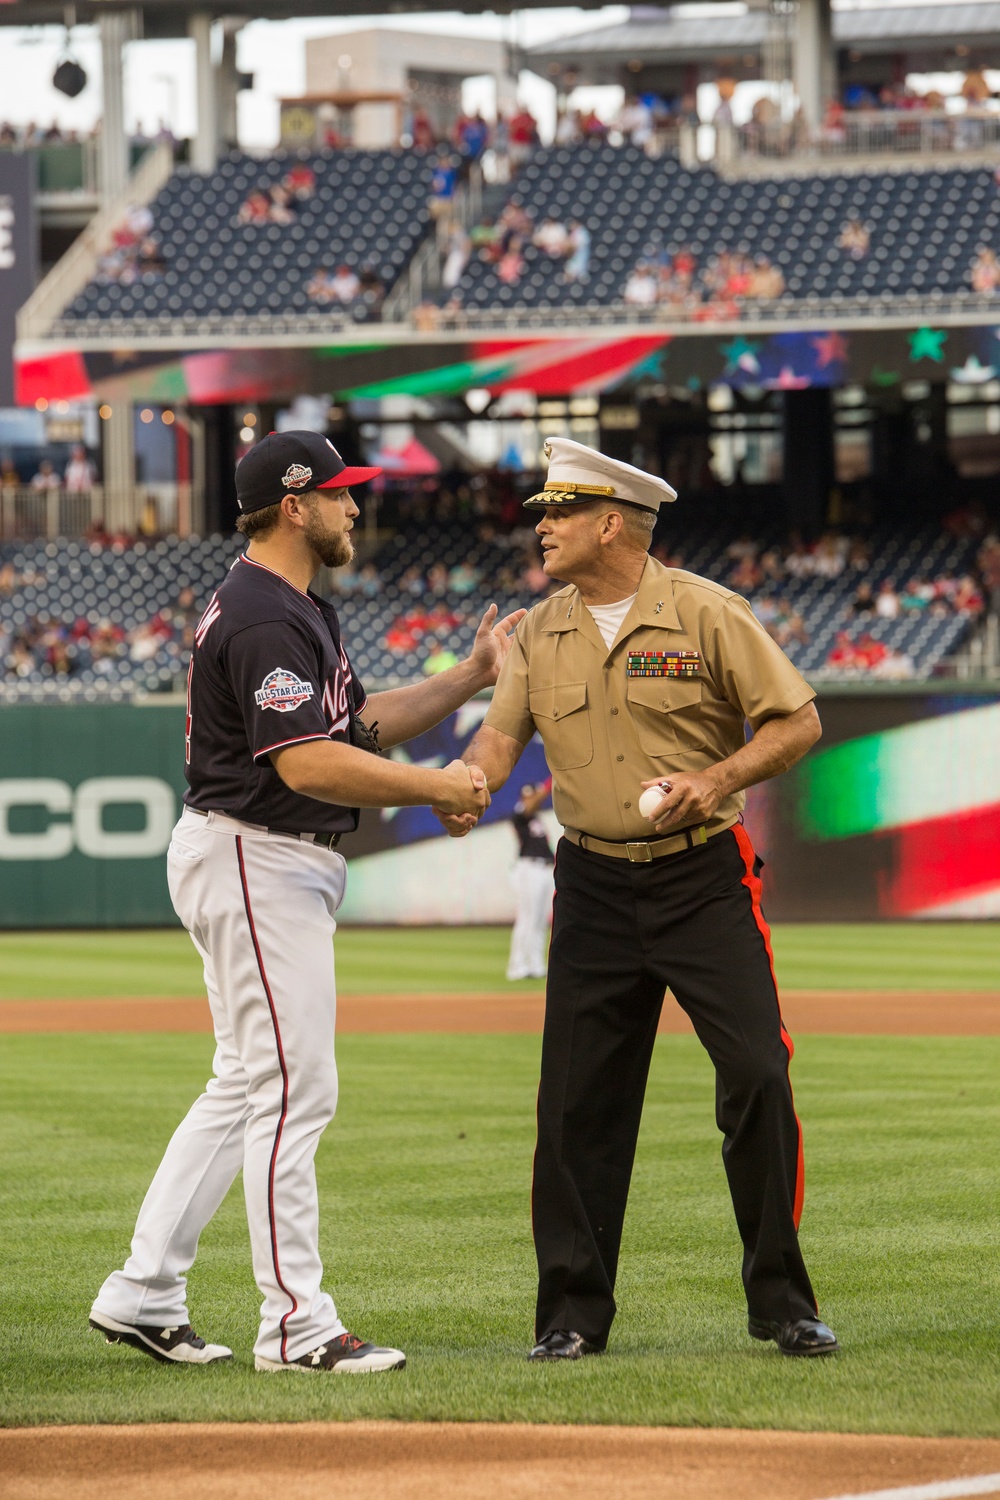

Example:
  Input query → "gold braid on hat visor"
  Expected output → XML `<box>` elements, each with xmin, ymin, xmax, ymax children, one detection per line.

<box><xmin>524</xmin><ymin>480</ymin><xmax>658</xmax><ymax>511</ymax></box>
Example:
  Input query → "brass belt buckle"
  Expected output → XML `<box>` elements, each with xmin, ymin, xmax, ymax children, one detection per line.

<box><xmin>626</xmin><ymin>841</ymin><xmax>653</xmax><ymax>863</ymax></box>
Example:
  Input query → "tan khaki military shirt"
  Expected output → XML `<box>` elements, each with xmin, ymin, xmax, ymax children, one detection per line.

<box><xmin>486</xmin><ymin>554</ymin><xmax>815</xmax><ymax>843</ymax></box>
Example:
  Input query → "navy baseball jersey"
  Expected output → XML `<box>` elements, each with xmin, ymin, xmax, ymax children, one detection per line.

<box><xmin>184</xmin><ymin>553</ymin><xmax>366</xmax><ymax>835</ymax></box>
<box><xmin>512</xmin><ymin>808</ymin><xmax>554</xmax><ymax>863</ymax></box>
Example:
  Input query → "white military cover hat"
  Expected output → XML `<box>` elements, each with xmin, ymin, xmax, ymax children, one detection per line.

<box><xmin>524</xmin><ymin>436</ymin><xmax>678</xmax><ymax>514</ymax></box>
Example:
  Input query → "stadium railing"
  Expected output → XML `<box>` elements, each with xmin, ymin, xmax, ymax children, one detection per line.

<box><xmin>716</xmin><ymin>110</ymin><xmax>1000</xmax><ymax>169</ymax></box>
<box><xmin>414</xmin><ymin>288</ymin><xmax>1000</xmax><ymax>332</ymax></box>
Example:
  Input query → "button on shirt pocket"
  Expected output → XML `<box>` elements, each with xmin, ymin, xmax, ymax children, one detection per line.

<box><xmin>625</xmin><ymin>677</ymin><xmax>705</xmax><ymax>757</ymax></box>
<box><xmin>528</xmin><ymin>681</ymin><xmax>593</xmax><ymax>769</ymax></box>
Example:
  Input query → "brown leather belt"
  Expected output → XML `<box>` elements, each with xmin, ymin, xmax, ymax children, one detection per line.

<box><xmin>564</xmin><ymin>824</ymin><xmax>709</xmax><ymax>863</ymax></box>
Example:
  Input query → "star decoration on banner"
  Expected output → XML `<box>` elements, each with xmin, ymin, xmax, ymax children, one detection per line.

<box><xmin>908</xmin><ymin>326</ymin><xmax>947</xmax><ymax>362</ymax></box>
<box><xmin>950</xmin><ymin>354</ymin><xmax>997</xmax><ymax>384</ymax></box>
<box><xmin>870</xmin><ymin>365</ymin><xmax>900</xmax><ymax>386</ymax></box>
<box><xmin>719</xmin><ymin>337</ymin><xmax>762</xmax><ymax>376</ymax></box>
<box><xmin>811</xmin><ymin>331</ymin><xmax>848</xmax><ymax>368</ymax></box>
<box><xmin>769</xmin><ymin>366</ymin><xmax>811</xmax><ymax>390</ymax></box>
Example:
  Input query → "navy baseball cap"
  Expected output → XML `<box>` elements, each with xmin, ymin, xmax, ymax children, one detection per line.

<box><xmin>235</xmin><ymin>429</ymin><xmax>381</xmax><ymax>513</ymax></box>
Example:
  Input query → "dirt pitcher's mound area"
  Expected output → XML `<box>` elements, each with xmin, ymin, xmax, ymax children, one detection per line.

<box><xmin>2</xmin><ymin>990</ymin><xmax>999</xmax><ymax>1035</ymax></box>
<box><xmin>6</xmin><ymin>1422</ymin><xmax>1000</xmax><ymax>1500</ymax></box>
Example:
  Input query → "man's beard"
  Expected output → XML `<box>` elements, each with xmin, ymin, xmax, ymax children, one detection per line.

<box><xmin>303</xmin><ymin>509</ymin><xmax>354</xmax><ymax>569</ymax></box>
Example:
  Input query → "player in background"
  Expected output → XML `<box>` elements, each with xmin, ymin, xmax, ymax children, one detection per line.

<box><xmin>90</xmin><ymin>431</ymin><xmax>521</xmax><ymax>1375</ymax></box>
<box><xmin>507</xmin><ymin>779</ymin><xmax>555</xmax><ymax>981</ymax></box>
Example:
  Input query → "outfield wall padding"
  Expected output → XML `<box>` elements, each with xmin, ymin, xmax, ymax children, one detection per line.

<box><xmin>0</xmin><ymin>690</ymin><xmax>997</xmax><ymax>927</ymax></box>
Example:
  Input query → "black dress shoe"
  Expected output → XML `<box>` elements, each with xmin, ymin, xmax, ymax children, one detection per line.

<box><xmin>529</xmin><ymin>1329</ymin><xmax>601</xmax><ymax>1361</ymax></box>
<box><xmin>748</xmin><ymin>1315</ymin><xmax>839</xmax><ymax>1356</ymax></box>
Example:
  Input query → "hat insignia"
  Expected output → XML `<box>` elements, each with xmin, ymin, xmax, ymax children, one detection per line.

<box><xmin>282</xmin><ymin>464</ymin><xmax>313</xmax><ymax>490</ymax></box>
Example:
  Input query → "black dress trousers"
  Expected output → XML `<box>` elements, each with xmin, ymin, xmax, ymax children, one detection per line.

<box><xmin>532</xmin><ymin>824</ymin><xmax>817</xmax><ymax>1348</ymax></box>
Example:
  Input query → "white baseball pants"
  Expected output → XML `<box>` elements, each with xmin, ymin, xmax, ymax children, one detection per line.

<box><xmin>92</xmin><ymin>808</ymin><xmax>349</xmax><ymax>1365</ymax></box>
<box><xmin>507</xmin><ymin>857</ymin><xmax>554</xmax><ymax>980</ymax></box>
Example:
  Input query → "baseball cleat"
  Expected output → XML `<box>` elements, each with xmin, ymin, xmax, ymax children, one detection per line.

<box><xmin>255</xmin><ymin>1332</ymin><xmax>406</xmax><ymax>1373</ymax></box>
<box><xmin>89</xmin><ymin>1312</ymin><xmax>233</xmax><ymax>1364</ymax></box>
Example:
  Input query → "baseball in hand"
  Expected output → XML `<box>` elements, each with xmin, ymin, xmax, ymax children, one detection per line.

<box><xmin>639</xmin><ymin>782</ymin><xmax>672</xmax><ymax>820</ymax></box>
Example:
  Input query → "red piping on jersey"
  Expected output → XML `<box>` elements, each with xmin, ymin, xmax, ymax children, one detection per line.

<box><xmin>253</xmin><ymin>731</ymin><xmax>331</xmax><ymax>762</ymax></box>
<box><xmin>236</xmin><ymin>835</ymin><xmax>298</xmax><ymax>1361</ymax></box>
<box><xmin>733</xmin><ymin>823</ymin><xmax>806</xmax><ymax>1234</ymax></box>
<box><xmin>238</xmin><ymin>552</ymin><xmax>321</xmax><ymax>609</ymax></box>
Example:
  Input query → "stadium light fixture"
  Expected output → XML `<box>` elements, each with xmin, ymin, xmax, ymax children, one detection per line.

<box><xmin>162</xmin><ymin>411</ymin><xmax>175</xmax><ymax>425</ymax></box>
<box><xmin>98</xmin><ymin>405</ymin><xmax>112</xmax><ymax>420</ymax></box>
<box><xmin>140</xmin><ymin>409</ymin><xmax>154</xmax><ymax>424</ymax></box>
<box><xmin>35</xmin><ymin>397</ymin><xmax>48</xmax><ymax>412</ymax></box>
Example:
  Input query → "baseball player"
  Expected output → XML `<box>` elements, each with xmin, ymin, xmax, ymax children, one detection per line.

<box><xmin>507</xmin><ymin>780</ymin><xmax>554</xmax><ymax>981</ymax></box>
<box><xmin>90</xmin><ymin>430</ymin><xmax>521</xmax><ymax>1373</ymax></box>
<box><xmin>439</xmin><ymin>438</ymin><xmax>838</xmax><ymax>1362</ymax></box>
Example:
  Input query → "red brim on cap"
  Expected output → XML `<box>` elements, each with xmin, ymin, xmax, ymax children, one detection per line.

<box><xmin>318</xmin><ymin>466</ymin><xmax>382</xmax><ymax>488</ymax></box>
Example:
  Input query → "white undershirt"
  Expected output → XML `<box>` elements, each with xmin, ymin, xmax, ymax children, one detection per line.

<box><xmin>585</xmin><ymin>592</ymin><xmax>637</xmax><ymax>651</ymax></box>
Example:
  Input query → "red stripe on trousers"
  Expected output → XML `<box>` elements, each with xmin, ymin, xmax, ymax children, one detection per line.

<box><xmin>236</xmin><ymin>836</ymin><xmax>298</xmax><ymax>1362</ymax></box>
<box><xmin>732</xmin><ymin>824</ymin><xmax>805</xmax><ymax>1230</ymax></box>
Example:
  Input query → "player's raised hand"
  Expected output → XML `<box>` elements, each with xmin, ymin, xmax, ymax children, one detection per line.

<box><xmin>435</xmin><ymin>760</ymin><xmax>491</xmax><ymax>817</ymax></box>
<box><xmin>468</xmin><ymin>602</ymin><xmax>528</xmax><ymax>686</ymax></box>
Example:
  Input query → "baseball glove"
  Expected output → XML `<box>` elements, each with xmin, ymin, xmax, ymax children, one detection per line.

<box><xmin>351</xmin><ymin>717</ymin><xmax>382</xmax><ymax>755</ymax></box>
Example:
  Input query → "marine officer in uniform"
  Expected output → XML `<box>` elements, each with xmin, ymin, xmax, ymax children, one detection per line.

<box><xmin>438</xmin><ymin>437</ymin><xmax>838</xmax><ymax>1361</ymax></box>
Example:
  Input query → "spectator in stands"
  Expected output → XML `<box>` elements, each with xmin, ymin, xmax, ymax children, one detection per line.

<box><xmin>851</xmin><ymin>581</ymin><xmax>876</xmax><ymax>616</ymax></box>
<box><xmin>306</xmin><ymin>266</ymin><xmax>335</xmax><ymax>304</ymax></box>
<box><xmin>455</xmin><ymin>111</ymin><xmax>490</xmax><ymax>162</ymax></box>
<box><xmin>624</xmin><ymin>262</ymin><xmax>658</xmax><ymax>307</ymax></box>
<box><xmin>970</xmin><ymin>246</ymin><xmax>1000</xmax><ymax>294</ymax></box>
<box><xmin>508</xmin><ymin>105</ymin><xmax>539</xmax><ymax>167</ymax></box>
<box><xmin>564</xmin><ymin>220</ymin><xmax>591</xmax><ymax>282</ymax></box>
<box><xmin>429</xmin><ymin>150</ymin><xmax>458</xmax><ymax>218</ymax></box>
<box><xmin>238</xmin><ymin>189</ymin><xmax>271</xmax><ymax>226</ymax></box>
<box><xmin>875</xmin><ymin>580</ymin><xmax>900</xmax><ymax>619</ymax></box>
<box><xmin>442</xmin><ymin>223</ymin><xmax>471</xmax><ymax>291</ymax></box>
<box><xmin>447</xmin><ymin>560</ymin><xmax>481</xmax><ymax>595</ymax></box>
<box><xmin>64</xmin><ymin>445</ymin><xmax>96</xmax><ymax>493</ymax></box>
<box><xmin>267</xmin><ymin>183</ymin><xmax>296</xmax><ymax>226</ymax></box>
<box><xmin>619</xmin><ymin>95</ymin><xmax>654</xmax><ymax>151</ymax></box>
<box><xmin>899</xmin><ymin>576</ymin><xmax>935</xmax><ymax>611</ymax></box>
<box><xmin>1</xmin><ymin>457</ymin><xmax>19</xmax><ymax>490</ymax></box>
<box><xmin>839</xmin><ymin>217</ymin><xmax>871</xmax><ymax>260</ymax></box>
<box><xmin>471</xmin><ymin>215</ymin><xmax>500</xmax><ymax>258</ymax></box>
<box><xmin>413</xmin><ymin>300</ymin><xmax>441</xmax><ymax>331</ymax></box>
<box><xmin>283</xmin><ymin>162</ymin><xmax>315</xmax><ymax>200</ymax></box>
<box><xmin>411</xmin><ymin>109</ymin><xmax>436</xmax><ymax>150</ymax></box>
<box><xmin>0</xmin><ymin>122</ymin><xmax>17</xmax><ymax>147</ymax></box>
<box><xmin>423</xmin><ymin>641</ymin><xmax>460</xmax><ymax>675</ymax></box>
<box><xmin>534</xmin><ymin>216</ymin><xmax>570</xmax><ymax>258</ymax></box>
<box><xmin>555</xmin><ymin>109</ymin><xmax>583</xmax><ymax>147</ymax></box>
<box><xmin>580</xmin><ymin>107</ymin><xmax>609</xmax><ymax>143</ymax></box>
<box><xmin>30</xmin><ymin>459</ymin><xmax>60</xmax><ymax>491</ymax></box>
<box><xmin>748</xmin><ymin>256</ymin><xmax>785</xmax><ymax>298</ymax></box>
<box><xmin>358</xmin><ymin>265</ymin><xmax>385</xmax><ymax>308</ymax></box>
<box><xmin>330</xmin><ymin>264</ymin><xmax>361</xmax><ymax>304</ymax></box>
<box><xmin>498</xmin><ymin>236</ymin><xmax>525</xmax><ymax>286</ymax></box>
<box><xmin>954</xmin><ymin>574</ymin><xmax>985</xmax><ymax>614</ymax></box>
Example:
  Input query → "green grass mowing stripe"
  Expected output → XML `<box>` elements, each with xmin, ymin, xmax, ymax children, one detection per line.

<box><xmin>0</xmin><ymin>924</ymin><xmax>998</xmax><ymax>1001</ymax></box>
<box><xmin>2</xmin><ymin>1032</ymin><xmax>1000</xmax><ymax>1430</ymax></box>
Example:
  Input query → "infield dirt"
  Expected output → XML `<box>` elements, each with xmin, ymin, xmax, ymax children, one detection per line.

<box><xmin>1</xmin><ymin>988</ymin><xmax>998</xmax><ymax>1034</ymax></box>
<box><xmin>6</xmin><ymin>1422</ymin><xmax>1000</xmax><ymax>1500</ymax></box>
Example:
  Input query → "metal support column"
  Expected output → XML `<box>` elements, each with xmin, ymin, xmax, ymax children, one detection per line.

<box><xmin>189</xmin><ymin>12</ymin><xmax>218</xmax><ymax>174</ymax></box>
<box><xmin>99</xmin><ymin>8</ymin><xmax>139</xmax><ymax>210</ymax></box>
<box><xmin>101</xmin><ymin>405</ymin><xmax>136</xmax><ymax>533</ymax></box>
<box><xmin>793</xmin><ymin>0</ymin><xmax>834</xmax><ymax>130</ymax></box>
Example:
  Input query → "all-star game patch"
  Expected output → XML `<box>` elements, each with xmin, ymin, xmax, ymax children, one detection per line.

<box><xmin>627</xmin><ymin>650</ymin><xmax>700</xmax><ymax>678</ymax></box>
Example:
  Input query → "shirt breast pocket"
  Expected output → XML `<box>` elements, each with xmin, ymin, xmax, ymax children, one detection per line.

<box><xmin>626</xmin><ymin>677</ymin><xmax>706</xmax><ymax>757</ymax></box>
<box><xmin>528</xmin><ymin>681</ymin><xmax>593</xmax><ymax>770</ymax></box>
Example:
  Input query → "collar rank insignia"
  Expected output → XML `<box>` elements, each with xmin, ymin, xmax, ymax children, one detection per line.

<box><xmin>627</xmin><ymin>650</ymin><xmax>700</xmax><ymax>679</ymax></box>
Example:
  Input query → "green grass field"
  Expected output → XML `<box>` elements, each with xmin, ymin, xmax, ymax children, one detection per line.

<box><xmin>0</xmin><ymin>921</ymin><xmax>998</xmax><ymax>999</ymax></box>
<box><xmin>3</xmin><ymin>1030</ymin><xmax>1000</xmax><ymax>1432</ymax></box>
<box><xmin>2</xmin><ymin>924</ymin><xmax>999</xmax><ymax>1433</ymax></box>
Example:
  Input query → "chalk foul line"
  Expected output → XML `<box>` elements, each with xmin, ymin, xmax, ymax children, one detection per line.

<box><xmin>821</xmin><ymin>1473</ymin><xmax>1000</xmax><ymax>1500</ymax></box>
